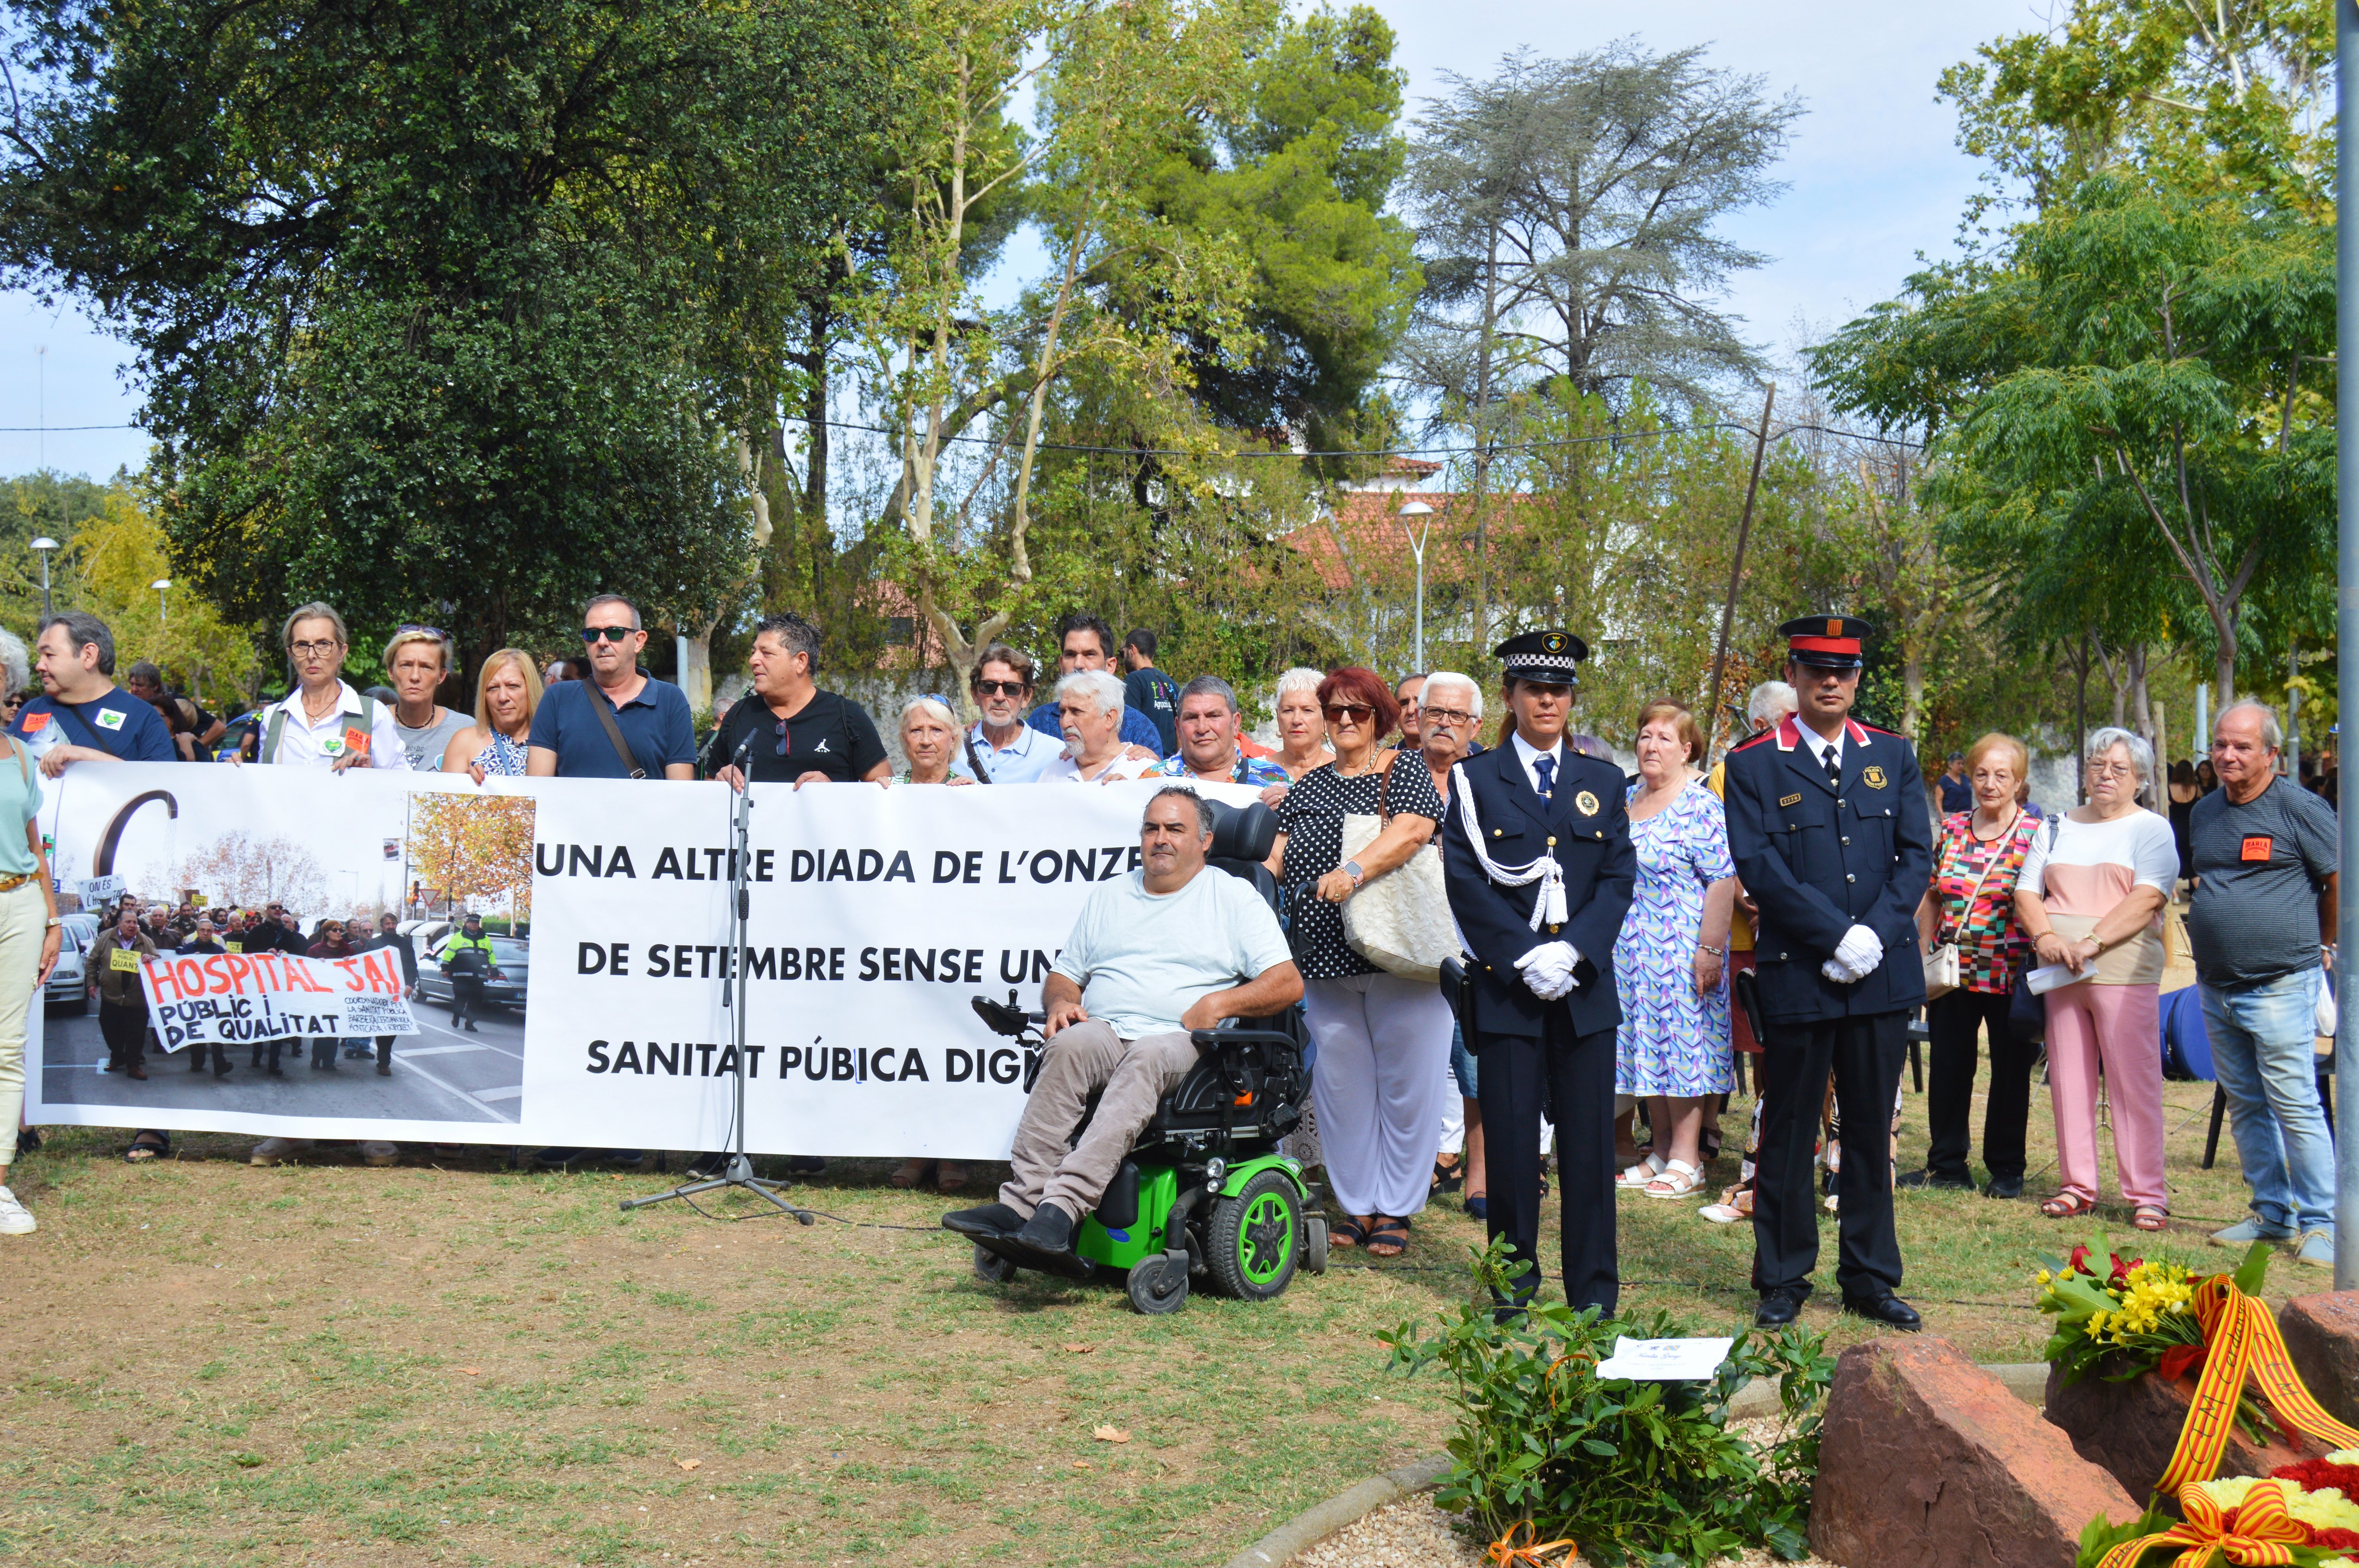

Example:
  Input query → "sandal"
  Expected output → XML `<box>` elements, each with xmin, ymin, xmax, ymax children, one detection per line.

<box><xmin>1644</xmin><ymin>1159</ymin><xmax>1707</xmax><ymax>1200</ymax></box>
<box><xmin>1330</xmin><ymin>1215</ymin><xmax>1371</xmax><ymax>1249</ymax></box>
<box><xmin>1615</xmin><ymin>1152</ymin><xmax>1667</xmax><ymax>1190</ymax></box>
<box><xmin>124</xmin><ymin>1131</ymin><xmax>169</xmax><ymax>1163</ymax></box>
<box><xmin>936</xmin><ymin>1161</ymin><xmax>969</xmax><ymax>1194</ymax></box>
<box><xmin>1701</xmin><ymin>1128</ymin><xmax>1725</xmax><ymax>1163</ymax></box>
<box><xmin>887</xmin><ymin>1159</ymin><xmax>929</xmax><ymax>1189</ymax></box>
<box><xmin>2040</xmin><ymin>1192</ymin><xmax>2096</xmax><ymax>1220</ymax></box>
<box><xmin>2133</xmin><ymin>1205</ymin><xmax>2168</xmax><ymax>1232</ymax></box>
<box><xmin>1430</xmin><ymin>1154</ymin><xmax>1464</xmax><ymax>1196</ymax></box>
<box><xmin>1365</xmin><ymin>1216</ymin><xmax>1410</xmax><ymax>1258</ymax></box>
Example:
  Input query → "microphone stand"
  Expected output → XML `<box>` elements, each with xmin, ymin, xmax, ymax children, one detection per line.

<box><xmin>623</xmin><ymin>732</ymin><xmax>814</xmax><ymax>1224</ymax></box>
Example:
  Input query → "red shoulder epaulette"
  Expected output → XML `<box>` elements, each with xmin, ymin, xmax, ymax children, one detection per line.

<box><xmin>1859</xmin><ymin>722</ymin><xmax>1906</xmax><ymax>738</ymax></box>
<box><xmin>1728</xmin><ymin>730</ymin><xmax>1775</xmax><ymax>753</ymax></box>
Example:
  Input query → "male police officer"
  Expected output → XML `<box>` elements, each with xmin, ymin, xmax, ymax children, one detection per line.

<box><xmin>1441</xmin><ymin>630</ymin><xmax>1636</xmax><ymax>1313</ymax></box>
<box><xmin>1721</xmin><ymin>615</ymin><xmax>1932</xmax><ymax>1331</ymax></box>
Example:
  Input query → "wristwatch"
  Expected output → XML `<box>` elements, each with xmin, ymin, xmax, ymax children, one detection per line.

<box><xmin>1342</xmin><ymin>859</ymin><xmax>1365</xmax><ymax>889</ymax></box>
<box><xmin>44</xmin><ymin>916</ymin><xmax>60</xmax><ymax>929</ymax></box>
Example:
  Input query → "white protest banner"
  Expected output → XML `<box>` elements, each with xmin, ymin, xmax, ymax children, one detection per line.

<box><xmin>76</xmin><ymin>874</ymin><xmax>125</xmax><ymax>903</ymax></box>
<box><xmin>138</xmin><ymin>947</ymin><xmax>419</xmax><ymax>1052</ymax></box>
<box><xmin>28</xmin><ymin>762</ymin><xmax>1263</xmax><ymax>1156</ymax></box>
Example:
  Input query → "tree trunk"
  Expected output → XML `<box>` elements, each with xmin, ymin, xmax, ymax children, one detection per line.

<box><xmin>680</xmin><ymin>624</ymin><xmax>716</xmax><ymax>713</ymax></box>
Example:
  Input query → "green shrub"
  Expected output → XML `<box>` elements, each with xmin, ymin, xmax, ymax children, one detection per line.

<box><xmin>1382</xmin><ymin>1241</ymin><xmax>1833</xmax><ymax>1567</ymax></box>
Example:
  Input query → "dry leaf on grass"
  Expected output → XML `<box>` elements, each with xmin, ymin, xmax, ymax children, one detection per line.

<box><xmin>458</xmin><ymin>1367</ymin><xmax>482</xmax><ymax>1377</ymax></box>
<box><xmin>1092</xmin><ymin>1425</ymin><xmax>1129</xmax><ymax>1444</ymax></box>
<box><xmin>1072</xmin><ymin>1460</ymin><xmax>1092</xmax><ymax>1470</ymax></box>
<box><xmin>1061</xmin><ymin>1342</ymin><xmax>1095</xmax><ymax>1354</ymax></box>
<box><xmin>676</xmin><ymin>1458</ymin><xmax>702</xmax><ymax>1472</ymax></box>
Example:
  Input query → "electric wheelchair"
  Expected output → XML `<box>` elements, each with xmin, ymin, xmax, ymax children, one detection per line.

<box><xmin>965</xmin><ymin>797</ymin><xmax>1328</xmax><ymax>1314</ymax></box>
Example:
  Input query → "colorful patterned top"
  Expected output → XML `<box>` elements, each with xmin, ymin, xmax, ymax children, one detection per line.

<box><xmin>1149</xmin><ymin>750</ymin><xmax>1289</xmax><ymax>787</ymax></box>
<box><xmin>1931</xmin><ymin>809</ymin><xmax>2039</xmax><ymax>994</ymax></box>
<box><xmin>471</xmin><ymin>730</ymin><xmax>530</xmax><ymax>777</ymax></box>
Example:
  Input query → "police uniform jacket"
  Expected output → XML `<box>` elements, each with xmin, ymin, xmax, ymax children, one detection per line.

<box><xmin>1721</xmin><ymin>715</ymin><xmax>1933</xmax><ymax>1023</ymax></box>
<box><xmin>1441</xmin><ymin>742</ymin><xmax>1637</xmax><ymax>1039</ymax></box>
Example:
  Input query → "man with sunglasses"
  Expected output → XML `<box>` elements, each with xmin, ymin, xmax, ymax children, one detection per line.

<box><xmin>964</xmin><ymin>644</ymin><xmax>1058</xmax><ymax>783</ymax></box>
<box><xmin>526</xmin><ymin>595</ymin><xmax>696</xmax><ymax>781</ymax></box>
<box><xmin>708</xmin><ymin>611</ymin><xmax>889</xmax><ymax>789</ymax></box>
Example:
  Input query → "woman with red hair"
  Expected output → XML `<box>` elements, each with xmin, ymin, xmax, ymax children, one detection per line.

<box><xmin>1264</xmin><ymin>666</ymin><xmax>1450</xmax><ymax>1258</ymax></box>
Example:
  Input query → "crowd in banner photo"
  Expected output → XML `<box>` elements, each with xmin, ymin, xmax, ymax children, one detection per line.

<box><xmin>0</xmin><ymin>595</ymin><xmax>2339</xmax><ymax>1342</ymax></box>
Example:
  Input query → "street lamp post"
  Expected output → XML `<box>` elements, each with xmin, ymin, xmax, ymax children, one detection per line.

<box><xmin>29</xmin><ymin>537</ymin><xmax>57</xmax><ymax>621</ymax></box>
<box><xmin>1398</xmin><ymin>499</ymin><xmax>1435</xmax><ymax>671</ymax></box>
<box><xmin>151</xmin><ymin>578</ymin><xmax>170</xmax><ymax>623</ymax></box>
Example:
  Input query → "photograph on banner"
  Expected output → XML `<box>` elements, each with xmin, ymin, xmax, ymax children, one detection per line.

<box><xmin>29</xmin><ymin>762</ymin><xmax>534</xmax><ymax>1134</ymax></box>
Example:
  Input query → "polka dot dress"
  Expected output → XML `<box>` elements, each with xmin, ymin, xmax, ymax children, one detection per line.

<box><xmin>1277</xmin><ymin>756</ymin><xmax>1446</xmax><ymax>978</ymax></box>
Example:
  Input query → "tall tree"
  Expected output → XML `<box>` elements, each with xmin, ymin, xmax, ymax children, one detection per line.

<box><xmin>0</xmin><ymin>0</ymin><xmax>885</xmax><ymax>670</ymax></box>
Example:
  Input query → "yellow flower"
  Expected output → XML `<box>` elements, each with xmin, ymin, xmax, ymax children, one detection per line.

<box><xmin>2036</xmin><ymin>1269</ymin><xmax>2053</xmax><ymax>1285</ymax></box>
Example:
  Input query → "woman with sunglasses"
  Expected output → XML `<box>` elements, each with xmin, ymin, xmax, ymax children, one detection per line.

<box><xmin>1264</xmin><ymin>666</ymin><xmax>1450</xmax><ymax>1258</ymax></box>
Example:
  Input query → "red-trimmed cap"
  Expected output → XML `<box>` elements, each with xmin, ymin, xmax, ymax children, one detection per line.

<box><xmin>1778</xmin><ymin>614</ymin><xmax>1874</xmax><ymax>669</ymax></box>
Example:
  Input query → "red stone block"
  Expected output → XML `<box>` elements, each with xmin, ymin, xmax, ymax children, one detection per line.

<box><xmin>2281</xmin><ymin>1291</ymin><xmax>2359</xmax><ymax>1434</ymax></box>
<box><xmin>2043</xmin><ymin>1360</ymin><xmax>2314</xmax><ymax>1499</ymax></box>
<box><xmin>1809</xmin><ymin>1337</ymin><xmax>2141</xmax><ymax>1568</ymax></box>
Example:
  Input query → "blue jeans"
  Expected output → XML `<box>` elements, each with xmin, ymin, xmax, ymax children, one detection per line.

<box><xmin>1450</xmin><ymin>1023</ymin><xmax>1478</xmax><ymax>1098</ymax></box>
<box><xmin>2202</xmin><ymin>971</ymin><xmax>2335</xmax><ymax>1236</ymax></box>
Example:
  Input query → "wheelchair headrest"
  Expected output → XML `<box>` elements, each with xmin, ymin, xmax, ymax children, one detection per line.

<box><xmin>1206</xmin><ymin>798</ymin><xmax>1279</xmax><ymax>864</ymax></box>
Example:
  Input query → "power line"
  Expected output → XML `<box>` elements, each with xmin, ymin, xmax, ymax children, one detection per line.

<box><xmin>822</xmin><ymin>416</ymin><xmax>1926</xmax><ymax>459</ymax></box>
<box><xmin>0</xmin><ymin>424</ymin><xmax>144</xmax><ymax>432</ymax></box>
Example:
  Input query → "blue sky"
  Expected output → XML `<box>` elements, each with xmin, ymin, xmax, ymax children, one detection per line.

<box><xmin>0</xmin><ymin>0</ymin><xmax>2039</xmax><ymax>481</ymax></box>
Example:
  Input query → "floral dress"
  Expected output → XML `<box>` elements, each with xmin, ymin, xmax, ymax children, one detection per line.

<box><xmin>1612</xmin><ymin>781</ymin><xmax>1736</xmax><ymax>1098</ymax></box>
<box><xmin>1930</xmin><ymin>809</ymin><xmax>2037</xmax><ymax>994</ymax></box>
<box><xmin>472</xmin><ymin>731</ymin><xmax>529</xmax><ymax>777</ymax></box>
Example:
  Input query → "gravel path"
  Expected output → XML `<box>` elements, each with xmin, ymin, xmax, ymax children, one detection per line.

<box><xmin>1295</xmin><ymin>1498</ymin><xmax>1840</xmax><ymax>1568</ymax></box>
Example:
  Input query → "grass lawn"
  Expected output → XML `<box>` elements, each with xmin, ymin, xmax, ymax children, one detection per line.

<box><xmin>0</xmin><ymin>999</ymin><xmax>2326</xmax><ymax>1566</ymax></box>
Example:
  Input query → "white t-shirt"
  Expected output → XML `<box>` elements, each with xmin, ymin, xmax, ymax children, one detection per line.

<box><xmin>2019</xmin><ymin>808</ymin><xmax>2179</xmax><ymax>985</ymax></box>
<box><xmin>1040</xmin><ymin>750</ymin><xmax>1158</xmax><ymax>784</ymax></box>
<box><xmin>1050</xmin><ymin>867</ymin><xmax>1294</xmax><ymax>1039</ymax></box>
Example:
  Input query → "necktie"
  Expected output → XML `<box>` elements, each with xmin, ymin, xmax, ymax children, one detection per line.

<box><xmin>1533</xmin><ymin>754</ymin><xmax>1555</xmax><ymax>804</ymax></box>
<box><xmin>1822</xmin><ymin>744</ymin><xmax>1841</xmax><ymax>790</ymax></box>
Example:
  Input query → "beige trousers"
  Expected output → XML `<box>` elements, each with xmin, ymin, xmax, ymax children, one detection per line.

<box><xmin>999</xmin><ymin>1019</ymin><xmax>1200</xmax><ymax>1220</ymax></box>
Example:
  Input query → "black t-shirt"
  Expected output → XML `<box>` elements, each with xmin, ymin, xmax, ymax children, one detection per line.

<box><xmin>712</xmin><ymin>691</ymin><xmax>889</xmax><ymax>784</ymax></box>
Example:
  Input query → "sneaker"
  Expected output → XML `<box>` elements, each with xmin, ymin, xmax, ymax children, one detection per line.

<box><xmin>360</xmin><ymin>1142</ymin><xmax>400</xmax><ymax>1167</ymax></box>
<box><xmin>2210</xmin><ymin>1216</ymin><xmax>2299</xmax><ymax>1247</ymax></box>
<box><xmin>0</xmin><ymin>1185</ymin><xmax>34</xmax><ymax>1234</ymax></box>
<box><xmin>2299</xmin><ymin>1230</ymin><xmax>2337</xmax><ymax>1269</ymax></box>
<box><xmin>249</xmin><ymin>1136</ymin><xmax>313</xmax><ymax>1166</ymax></box>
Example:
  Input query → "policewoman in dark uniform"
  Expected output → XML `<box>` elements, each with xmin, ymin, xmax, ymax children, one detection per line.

<box><xmin>1440</xmin><ymin>631</ymin><xmax>1636</xmax><ymax>1312</ymax></box>
<box><xmin>1721</xmin><ymin>616</ymin><xmax>1933</xmax><ymax>1331</ymax></box>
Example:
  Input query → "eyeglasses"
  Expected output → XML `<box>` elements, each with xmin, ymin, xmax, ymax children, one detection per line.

<box><xmin>972</xmin><ymin>680</ymin><xmax>1028</xmax><ymax>697</ymax></box>
<box><xmin>773</xmin><ymin>718</ymin><xmax>792</xmax><ymax>759</ymax></box>
<box><xmin>289</xmin><ymin>639</ymin><xmax>342</xmax><ymax>657</ymax></box>
<box><xmin>580</xmin><ymin>626</ymin><xmax>635</xmax><ymax>644</ymax></box>
<box><xmin>394</xmin><ymin>624</ymin><xmax>447</xmax><ymax>641</ymax></box>
<box><xmin>1422</xmin><ymin>708</ymin><xmax>1474</xmax><ymax>726</ymax></box>
<box><xmin>1323</xmin><ymin>704</ymin><xmax>1375</xmax><ymax>723</ymax></box>
<box><xmin>2088</xmin><ymin>760</ymin><xmax>2139</xmax><ymax>778</ymax></box>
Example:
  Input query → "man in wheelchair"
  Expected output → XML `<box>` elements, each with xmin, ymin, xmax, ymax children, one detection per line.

<box><xmin>945</xmin><ymin>786</ymin><xmax>1302</xmax><ymax>1263</ymax></box>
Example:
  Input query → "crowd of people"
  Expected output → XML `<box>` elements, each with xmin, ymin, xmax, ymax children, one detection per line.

<box><xmin>0</xmin><ymin>592</ymin><xmax>2339</xmax><ymax>1339</ymax></box>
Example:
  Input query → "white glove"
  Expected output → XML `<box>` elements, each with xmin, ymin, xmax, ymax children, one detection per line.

<box><xmin>1819</xmin><ymin>924</ymin><xmax>1883</xmax><ymax>985</ymax></box>
<box><xmin>1516</xmin><ymin>942</ymin><xmax>1580</xmax><ymax>1000</ymax></box>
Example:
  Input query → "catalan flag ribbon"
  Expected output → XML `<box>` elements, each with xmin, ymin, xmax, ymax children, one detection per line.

<box><xmin>2095</xmin><ymin>1477</ymin><xmax>2308</xmax><ymax>1568</ymax></box>
<box><xmin>2156</xmin><ymin>1276</ymin><xmax>2359</xmax><ymax>1497</ymax></box>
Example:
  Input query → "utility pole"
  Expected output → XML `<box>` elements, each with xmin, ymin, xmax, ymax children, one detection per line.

<box><xmin>1704</xmin><ymin>383</ymin><xmax>1777</xmax><ymax>756</ymax></box>
<box><xmin>2335</xmin><ymin>0</ymin><xmax>2358</xmax><ymax>1290</ymax></box>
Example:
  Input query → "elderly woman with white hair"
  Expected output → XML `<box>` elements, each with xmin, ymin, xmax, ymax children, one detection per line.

<box><xmin>0</xmin><ymin>629</ymin><xmax>28</xmax><ymax>730</ymax></box>
<box><xmin>1041</xmin><ymin>670</ymin><xmax>1156</xmax><ymax>783</ymax></box>
<box><xmin>1272</xmin><ymin>666</ymin><xmax>1332</xmax><ymax>781</ymax></box>
<box><xmin>2014</xmin><ymin>726</ymin><xmax>2179</xmax><ymax>1231</ymax></box>
<box><xmin>892</xmin><ymin>696</ymin><xmax>978</xmax><ymax>785</ymax></box>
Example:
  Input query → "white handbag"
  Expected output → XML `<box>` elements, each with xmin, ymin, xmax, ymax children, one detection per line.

<box><xmin>1340</xmin><ymin>751</ymin><xmax>1456</xmax><ymax>984</ymax></box>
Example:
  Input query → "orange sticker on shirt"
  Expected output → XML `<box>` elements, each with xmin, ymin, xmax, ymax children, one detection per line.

<box><xmin>343</xmin><ymin>727</ymin><xmax>369</xmax><ymax>759</ymax></box>
<box><xmin>18</xmin><ymin>711</ymin><xmax>47</xmax><ymax>733</ymax></box>
<box><xmin>2241</xmin><ymin>835</ymin><xmax>2272</xmax><ymax>863</ymax></box>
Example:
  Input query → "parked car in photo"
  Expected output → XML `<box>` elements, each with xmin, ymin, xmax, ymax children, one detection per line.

<box><xmin>44</xmin><ymin>924</ymin><xmax>88</xmax><ymax>1013</ymax></box>
<box><xmin>415</xmin><ymin>934</ymin><xmax>531</xmax><ymax>1012</ymax></box>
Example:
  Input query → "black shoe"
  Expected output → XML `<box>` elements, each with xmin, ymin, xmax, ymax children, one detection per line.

<box><xmin>943</xmin><ymin>1202</ymin><xmax>1027</xmax><ymax>1239</ymax></box>
<box><xmin>1841</xmin><ymin>1292</ymin><xmax>1923</xmax><ymax>1331</ymax></box>
<box><xmin>464</xmin><ymin>1021</ymin><xmax>480</xmax><ymax>1033</ymax></box>
<box><xmin>1014</xmin><ymin>1202</ymin><xmax>1074</xmax><ymax>1256</ymax></box>
<box><xmin>1756</xmin><ymin>1287</ymin><xmax>1806</xmax><ymax>1327</ymax></box>
<box><xmin>214</xmin><ymin>1063</ymin><xmax>233</xmax><ymax>1080</ymax></box>
<box><xmin>683</xmin><ymin>1151</ymin><xmax>728</xmax><ymax>1180</ymax></box>
<box><xmin>376</xmin><ymin>1062</ymin><xmax>391</xmax><ymax>1076</ymax></box>
<box><xmin>1984</xmin><ymin>1176</ymin><xmax>2024</xmax><ymax>1200</ymax></box>
<box><xmin>1896</xmin><ymin>1169</ymin><xmax>1973</xmax><ymax>1191</ymax></box>
<box><xmin>533</xmin><ymin>1147</ymin><xmax>585</xmax><ymax>1167</ymax></box>
<box><xmin>786</xmin><ymin>1155</ymin><xmax>827</xmax><ymax>1176</ymax></box>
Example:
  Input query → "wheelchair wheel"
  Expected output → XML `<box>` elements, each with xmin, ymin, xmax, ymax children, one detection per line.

<box><xmin>1207</xmin><ymin>1170</ymin><xmax>1299</xmax><ymax>1300</ymax></box>
<box><xmin>974</xmin><ymin>1244</ymin><xmax>1018</xmax><ymax>1285</ymax></box>
<box><xmin>1126</xmin><ymin>1250</ymin><xmax>1189</xmax><ymax>1315</ymax></box>
<box><xmin>1303</xmin><ymin>1214</ymin><xmax>1329</xmax><ymax>1275</ymax></box>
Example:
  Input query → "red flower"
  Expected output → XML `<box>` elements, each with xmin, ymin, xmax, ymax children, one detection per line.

<box><xmin>2107</xmin><ymin>1252</ymin><xmax>2143</xmax><ymax>1289</ymax></box>
<box><xmin>2314</xmin><ymin>1527</ymin><xmax>2359</xmax><ymax>1551</ymax></box>
<box><xmin>2269</xmin><ymin>1458</ymin><xmax>2359</xmax><ymax>1495</ymax></box>
<box><xmin>2068</xmin><ymin>1244</ymin><xmax>2095</xmax><ymax>1276</ymax></box>
<box><xmin>2157</xmin><ymin>1344</ymin><xmax>2207</xmax><ymax>1382</ymax></box>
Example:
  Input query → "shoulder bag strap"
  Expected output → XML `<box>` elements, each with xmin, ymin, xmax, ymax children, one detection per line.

<box><xmin>1374</xmin><ymin>747</ymin><xmax>1401</xmax><ymax>822</ymax></box>
<box><xmin>583</xmin><ymin>685</ymin><xmax>647</xmax><ymax>779</ymax></box>
<box><xmin>51</xmin><ymin>700</ymin><xmax>121</xmax><ymax>758</ymax></box>
<box><xmin>962</xmin><ymin>729</ymin><xmax>994</xmax><ymax>784</ymax></box>
<box><xmin>261</xmin><ymin>707</ymin><xmax>287</xmax><ymax>764</ymax></box>
<box><xmin>1936</xmin><ymin>810</ymin><xmax>2016</xmax><ymax>945</ymax></box>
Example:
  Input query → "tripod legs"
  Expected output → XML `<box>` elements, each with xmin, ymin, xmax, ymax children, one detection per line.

<box><xmin>619</xmin><ymin>1155</ymin><xmax>818</xmax><ymax>1223</ymax></box>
